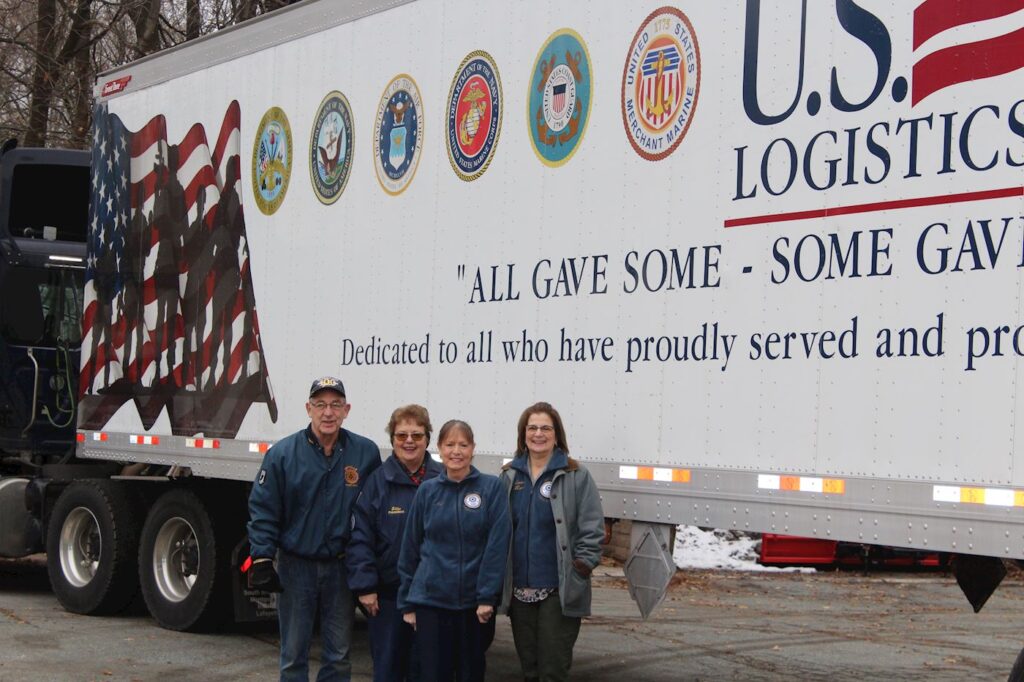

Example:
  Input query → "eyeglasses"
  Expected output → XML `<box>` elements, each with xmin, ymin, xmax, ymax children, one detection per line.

<box><xmin>526</xmin><ymin>425</ymin><xmax>554</xmax><ymax>433</ymax></box>
<box><xmin>310</xmin><ymin>401</ymin><xmax>346</xmax><ymax>411</ymax></box>
<box><xmin>394</xmin><ymin>432</ymin><xmax>426</xmax><ymax>442</ymax></box>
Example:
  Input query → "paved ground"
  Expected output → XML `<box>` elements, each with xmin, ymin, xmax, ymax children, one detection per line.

<box><xmin>2</xmin><ymin>557</ymin><xmax>1023</xmax><ymax>681</ymax></box>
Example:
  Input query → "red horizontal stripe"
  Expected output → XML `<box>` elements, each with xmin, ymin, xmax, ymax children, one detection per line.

<box><xmin>913</xmin><ymin>26</ymin><xmax>1024</xmax><ymax>104</ymax></box>
<box><xmin>724</xmin><ymin>186</ymin><xmax>1023</xmax><ymax>228</ymax></box>
<box><xmin>914</xmin><ymin>0</ymin><xmax>1024</xmax><ymax>49</ymax></box>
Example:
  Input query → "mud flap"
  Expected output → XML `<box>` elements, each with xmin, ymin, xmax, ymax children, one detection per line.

<box><xmin>231</xmin><ymin>539</ymin><xmax>278</xmax><ymax>622</ymax></box>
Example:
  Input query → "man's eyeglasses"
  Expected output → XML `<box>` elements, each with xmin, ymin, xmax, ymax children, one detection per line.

<box><xmin>526</xmin><ymin>425</ymin><xmax>554</xmax><ymax>433</ymax></box>
<box><xmin>310</xmin><ymin>401</ymin><xmax>346</xmax><ymax>411</ymax></box>
<box><xmin>394</xmin><ymin>432</ymin><xmax>426</xmax><ymax>442</ymax></box>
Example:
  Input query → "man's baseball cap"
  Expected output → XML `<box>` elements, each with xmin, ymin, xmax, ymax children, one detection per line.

<box><xmin>309</xmin><ymin>376</ymin><xmax>346</xmax><ymax>399</ymax></box>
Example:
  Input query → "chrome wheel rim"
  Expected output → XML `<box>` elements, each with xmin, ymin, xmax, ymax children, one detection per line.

<box><xmin>151</xmin><ymin>516</ymin><xmax>199</xmax><ymax>602</ymax></box>
<box><xmin>59</xmin><ymin>507</ymin><xmax>101</xmax><ymax>587</ymax></box>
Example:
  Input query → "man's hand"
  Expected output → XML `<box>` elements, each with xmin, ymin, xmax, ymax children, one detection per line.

<box><xmin>403</xmin><ymin>611</ymin><xmax>416</xmax><ymax>630</ymax></box>
<box><xmin>572</xmin><ymin>557</ymin><xmax>593</xmax><ymax>578</ymax></box>
<box><xmin>476</xmin><ymin>604</ymin><xmax>494</xmax><ymax>624</ymax></box>
<box><xmin>358</xmin><ymin>592</ymin><xmax>380</xmax><ymax>617</ymax></box>
<box><xmin>247</xmin><ymin>559</ymin><xmax>283</xmax><ymax>592</ymax></box>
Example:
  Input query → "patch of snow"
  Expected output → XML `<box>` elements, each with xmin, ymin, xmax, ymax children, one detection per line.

<box><xmin>673</xmin><ymin>526</ymin><xmax>814</xmax><ymax>573</ymax></box>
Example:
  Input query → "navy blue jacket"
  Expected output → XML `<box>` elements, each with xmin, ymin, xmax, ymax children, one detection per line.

<box><xmin>347</xmin><ymin>453</ymin><xmax>442</xmax><ymax>595</ymax></box>
<box><xmin>508</xmin><ymin>450</ymin><xmax>565</xmax><ymax>589</ymax></box>
<box><xmin>247</xmin><ymin>426</ymin><xmax>381</xmax><ymax>560</ymax></box>
<box><xmin>397</xmin><ymin>466</ymin><xmax>510</xmax><ymax>612</ymax></box>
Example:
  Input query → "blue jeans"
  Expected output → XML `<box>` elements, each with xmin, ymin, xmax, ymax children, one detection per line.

<box><xmin>277</xmin><ymin>553</ymin><xmax>354</xmax><ymax>682</ymax></box>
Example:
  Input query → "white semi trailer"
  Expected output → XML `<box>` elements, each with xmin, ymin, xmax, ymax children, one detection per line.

<box><xmin>1</xmin><ymin>0</ymin><xmax>1023</xmax><ymax>651</ymax></box>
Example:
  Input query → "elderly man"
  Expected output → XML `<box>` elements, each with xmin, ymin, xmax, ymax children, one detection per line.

<box><xmin>248</xmin><ymin>376</ymin><xmax>381</xmax><ymax>681</ymax></box>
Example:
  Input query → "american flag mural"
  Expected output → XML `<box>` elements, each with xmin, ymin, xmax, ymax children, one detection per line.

<box><xmin>80</xmin><ymin>101</ymin><xmax>278</xmax><ymax>438</ymax></box>
<box><xmin>913</xmin><ymin>0</ymin><xmax>1024</xmax><ymax>104</ymax></box>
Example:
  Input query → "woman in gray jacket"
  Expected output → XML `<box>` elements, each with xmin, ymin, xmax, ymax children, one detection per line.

<box><xmin>499</xmin><ymin>402</ymin><xmax>605</xmax><ymax>681</ymax></box>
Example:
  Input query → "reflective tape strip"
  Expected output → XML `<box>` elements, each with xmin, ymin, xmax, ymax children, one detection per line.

<box><xmin>186</xmin><ymin>438</ymin><xmax>220</xmax><ymax>449</ymax></box>
<box><xmin>248</xmin><ymin>442</ymin><xmax>271</xmax><ymax>454</ymax></box>
<box><xmin>91</xmin><ymin>432</ymin><xmax>108</xmax><ymax>442</ymax></box>
<box><xmin>619</xmin><ymin>466</ymin><xmax>691</xmax><ymax>483</ymax></box>
<box><xmin>129</xmin><ymin>435</ymin><xmax>160</xmax><ymax>445</ymax></box>
<box><xmin>933</xmin><ymin>485</ymin><xmax>1024</xmax><ymax>507</ymax></box>
<box><xmin>76</xmin><ymin>433</ymin><xmax>85</xmax><ymax>443</ymax></box>
<box><xmin>759</xmin><ymin>474</ymin><xmax>845</xmax><ymax>495</ymax></box>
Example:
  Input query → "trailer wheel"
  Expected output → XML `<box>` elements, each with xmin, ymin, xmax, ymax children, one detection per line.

<box><xmin>46</xmin><ymin>480</ymin><xmax>140</xmax><ymax>615</ymax></box>
<box><xmin>138</xmin><ymin>489</ymin><xmax>235</xmax><ymax>631</ymax></box>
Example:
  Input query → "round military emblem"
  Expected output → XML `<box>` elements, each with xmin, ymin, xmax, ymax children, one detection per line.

<box><xmin>373</xmin><ymin>74</ymin><xmax>424</xmax><ymax>195</ymax></box>
<box><xmin>344</xmin><ymin>465</ymin><xmax>359</xmax><ymax>486</ymax></box>
<box><xmin>446</xmin><ymin>51</ymin><xmax>503</xmax><ymax>182</ymax></box>
<box><xmin>528</xmin><ymin>29</ymin><xmax>593</xmax><ymax>167</ymax></box>
<box><xmin>540</xmin><ymin>481</ymin><xmax>553</xmax><ymax>499</ymax></box>
<box><xmin>464</xmin><ymin>492</ymin><xmax>482</xmax><ymax>509</ymax></box>
<box><xmin>309</xmin><ymin>91</ymin><xmax>354</xmax><ymax>205</ymax></box>
<box><xmin>621</xmin><ymin>7</ymin><xmax>701</xmax><ymax>161</ymax></box>
<box><xmin>251</xmin><ymin>107</ymin><xmax>293</xmax><ymax>215</ymax></box>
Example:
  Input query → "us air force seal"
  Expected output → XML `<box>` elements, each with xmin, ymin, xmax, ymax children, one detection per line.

<box><xmin>373</xmin><ymin>75</ymin><xmax>424</xmax><ymax>195</ymax></box>
<box><xmin>528</xmin><ymin>29</ymin><xmax>592</xmax><ymax>167</ymax></box>
<box><xmin>447</xmin><ymin>51</ymin><xmax>502</xmax><ymax>182</ymax></box>
<box><xmin>252</xmin><ymin>107</ymin><xmax>293</xmax><ymax>215</ymax></box>
<box><xmin>464</xmin><ymin>492</ymin><xmax>482</xmax><ymax>509</ymax></box>
<box><xmin>309</xmin><ymin>91</ymin><xmax>354</xmax><ymax>205</ymax></box>
<box><xmin>622</xmin><ymin>7</ymin><xmax>701</xmax><ymax>161</ymax></box>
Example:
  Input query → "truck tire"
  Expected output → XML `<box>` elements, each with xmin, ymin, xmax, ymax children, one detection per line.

<box><xmin>138</xmin><ymin>489</ymin><xmax>236</xmax><ymax>631</ymax></box>
<box><xmin>46</xmin><ymin>480</ymin><xmax>140</xmax><ymax>615</ymax></box>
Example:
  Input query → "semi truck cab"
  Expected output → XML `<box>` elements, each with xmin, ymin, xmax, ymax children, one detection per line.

<box><xmin>0</xmin><ymin>142</ymin><xmax>89</xmax><ymax>558</ymax></box>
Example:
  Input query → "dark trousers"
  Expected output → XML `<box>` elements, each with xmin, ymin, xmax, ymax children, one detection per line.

<box><xmin>415</xmin><ymin>605</ymin><xmax>495</xmax><ymax>682</ymax></box>
<box><xmin>276</xmin><ymin>553</ymin><xmax>354</xmax><ymax>682</ymax></box>
<box><xmin>508</xmin><ymin>594</ymin><xmax>581</xmax><ymax>682</ymax></box>
<box><xmin>368</xmin><ymin>589</ymin><xmax>418</xmax><ymax>682</ymax></box>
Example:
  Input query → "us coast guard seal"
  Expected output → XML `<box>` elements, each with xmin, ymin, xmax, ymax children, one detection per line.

<box><xmin>528</xmin><ymin>29</ymin><xmax>592</xmax><ymax>167</ymax></box>
<box><xmin>252</xmin><ymin>107</ymin><xmax>293</xmax><ymax>215</ymax></box>
<box><xmin>446</xmin><ymin>51</ymin><xmax>503</xmax><ymax>182</ymax></box>
<box><xmin>309</xmin><ymin>91</ymin><xmax>354</xmax><ymax>205</ymax></box>
<box><xmin>621</xmin><ymin>7</ymin><xmax>701</xmax><ymax>161</ymax></box>
<box><xmin>373</xmin><ymin>74</ymin><xmax>424</xmax><ymax>195</ymax></box>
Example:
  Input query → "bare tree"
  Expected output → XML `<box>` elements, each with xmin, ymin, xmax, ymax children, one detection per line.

<box><xmin>1</xmin><ymin>0</ymin><xmax>299</xmax><ymax>150</ymax></box>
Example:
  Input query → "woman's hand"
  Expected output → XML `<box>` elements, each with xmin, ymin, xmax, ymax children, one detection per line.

<box><xmin>358</xmin><ymin>592</ymin><xmax>379</xmax><ymax>617</ymax></box>
<box><xmin>403</xmin><ymin>611</ymin><xmax>416</xmax><ymax>630</ymax></box>
<box><xmin>476</xmin><ymin>604</ymin><xmax>494</xmax><ymax>624</ymax></box>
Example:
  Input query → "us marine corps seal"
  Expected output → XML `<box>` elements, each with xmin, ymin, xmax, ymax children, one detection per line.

<box><xmin>528</xmin><ymin>28</ymin><xmax>592</xmax><ymax>167</ymax></box>
<box><xmin>446</xmin><ymin>51</ymin><xmax>502</xmax><ymax>181</ymax></box>
<box><xmin>252</xmin><ymin>106</ymin><xmax>293</xmax><ymax>215</ymax></box>
<box><xmin>309</xmin><ymin>91</ymin><xmax>354</xmax><ymax>205</ymax></box>
<box><xmin>621</xmin><ymin>7</ymin><xmax>701</xmax><ymax>161</ymax></box>
<box><xmin>373</xmin><ymin>74</ymin><xmax>424</xmax><ymax>195</ymax></box>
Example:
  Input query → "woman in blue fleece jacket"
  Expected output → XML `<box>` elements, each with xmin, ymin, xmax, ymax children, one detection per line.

<box><xmin>398</xmin><ymin>419</ymin><xmax>510</xmax><ymax>682</ymax></box>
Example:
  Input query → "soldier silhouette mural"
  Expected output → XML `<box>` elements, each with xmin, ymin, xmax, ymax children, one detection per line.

<box><xmin>80</xmin><ymin>101</ymin><xmax>278</xmax><ymax>438</ymax></box>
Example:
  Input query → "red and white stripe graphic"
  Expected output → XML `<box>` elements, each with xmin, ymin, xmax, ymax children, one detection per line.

<box><xmin>186</xmin><ymin>438</ymin><xmax>220</xmax><ymax>449</ymax></box>
<box><xmin>248</xmin><ymin>442</ymin><xmax>271</xmax><ymax>454</ymax></box>
<box><xmin>912</xmin><ymin>0</ymin><xmax>1024</xmax><ymax>104</ymax></box>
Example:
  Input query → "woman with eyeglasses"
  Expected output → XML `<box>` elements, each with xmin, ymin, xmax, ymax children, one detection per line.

<box><xmin>398</xmin><ymin>419</ymin><xmax>510</xmax><ymax>682</ymax></box>
<box><xmin>348</xmin><ymin>404</ymin><xmax>442</xmax><ymax>682</ymax></box>
<box><xmin>498</xmin><ymin>402</ymin><xmax>605</xmax><ymax>682</ymax></box>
